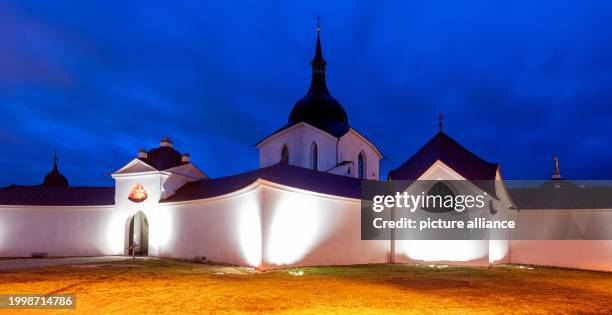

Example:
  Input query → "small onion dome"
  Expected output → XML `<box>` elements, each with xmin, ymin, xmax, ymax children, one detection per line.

<box><xmin>43</xmin><ymin>153</ymin><xmax>69</xmax><ymax>187</ymax></box>
<box><xmin>181</xmin><ymin>153</ymin><xmax>191</xmax><ymax>162</ymax></box>
<box><xmin>145</xmin><ymin>137</ymin><xmax>183</xmax><ymax>170</ymax></box>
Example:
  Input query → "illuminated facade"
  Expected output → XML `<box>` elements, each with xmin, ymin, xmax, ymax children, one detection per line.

<box><xmin>0</xmin><ymin>31</ymin><xmax>611</xmax><ymax>272</ymax></box>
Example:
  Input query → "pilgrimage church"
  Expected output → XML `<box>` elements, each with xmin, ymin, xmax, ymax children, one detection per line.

<box><xmin>1</xmin><ymin>28</ymin><xmax>610</xmax><ymax>271</ymax></box>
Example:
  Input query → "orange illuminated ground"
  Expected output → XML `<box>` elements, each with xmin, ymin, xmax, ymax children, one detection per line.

<box><xmin>0</xmin><ymin>259</ymin><xmax>610</xmax><ymax>314</ymax></box>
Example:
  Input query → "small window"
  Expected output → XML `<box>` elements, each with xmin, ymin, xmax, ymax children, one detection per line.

<box><xmin>280</xmin><ymin>145</ymin><xmax>289</xmax><ymax>164</ymax></box>
<box><xmin>310</xmin><ymin>142</ymin><xmax>318</xmax><ymax>170</ymax></box>
<box><xmin>423</xmin><ymin>182</ymin><xmax>455</xmax><ymax>213</ymax></box>
<box><xmin>358</xmin><ymin>152</ymin><xmax>366</xmax><ymax>179</ymax></box>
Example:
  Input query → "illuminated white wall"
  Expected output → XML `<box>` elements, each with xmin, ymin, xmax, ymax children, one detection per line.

<box><xmin>1</xmin><ymin>158</ymin><xmax>610</xmax><ymax>273</ymax></box>
<box><xmin>393</xmin><ymin>161</ymin><xmax>494</xmax><ymax>265</ymax></box>
<box><xmin>508</xmin><ymin>209</ymin><xmax>612</xmax><ymax>272</ymax></box>
<box><xmin>0</xmin><ymin>205</ymin><xmax>118</xmax><ymax>257</ymax></box>
<box><xmin>152</xmin><ymin>180</ymin><xmax>388</xmax><ymax>270</ymax></box>
<box><xmin>112</xmin><ymin>170</ymin><xmax>166</xmax><ymax>255</ymax></box>
<box><xmin>156</xmin><ymin>187</ymin><xmax>262</xmax><ymax>267</ymax></box>
<box><xmin>260</xmin><ymin>182</ymin><xmax>389</xmax><ymax>270</ymax></box>
<box><xmin>509</xmin><ymin>240</ymin><xmax>612</xmax><ymax>272</ymax></box>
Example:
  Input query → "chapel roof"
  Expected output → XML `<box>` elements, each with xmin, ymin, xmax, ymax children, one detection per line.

<box><xmin>388</xmin><ymin>131</ymin><xmax>499</xmax><ymax>181</ymax></box>
<box><xmin>0</xmin><ymin>185</ymin><xmax>115</xmax><ymax>206</ymax></box>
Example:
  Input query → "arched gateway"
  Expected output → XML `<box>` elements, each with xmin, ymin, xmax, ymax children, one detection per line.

<box><xmin>128</xmin><ymin>211</ymin><xmax>149</xmax><ymax>256</ymax></box>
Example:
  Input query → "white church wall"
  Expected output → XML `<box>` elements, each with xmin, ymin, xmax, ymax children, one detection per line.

<box><xmin>0</xmin><ymin>205</ymin><xmax>118</xmax><ymax>257</ymax></box>
<box><xmin>393</xmin><ymin>161</ymin><xmax>492</xmax><ymax>266</ymax></box>
<box><xmin>509</xmin><ymin>240</ymin><xmax>612</xmax><ymax>272</ymax></box>
<box><xmin>259</xmin><ymin>125</ymin><xmax>304</xmax><ymax>167</ymax></box>
<box><xmin>112</xmin><ymin>172</ymin><xmax>165</xmax><ymax>255</ymax></box>
<box><xmin>488</xmin><ymin>173</ymin><xmax>514</xmax><ymax>264</ymax></box>
<box><xmin>298</xmin><ymin>125</ymin><xmax>339</xmax><ymax>172</ymax></box>
<box><xmin>259</xmin><ymin>182</ymin><xmax>389</xmax><ymax>270</ymax></box>
<box><xmin>507</xmin><ymin>209</ymin><xmax>612</xmax><ymax>272</ymax></box>
<box><xmin>258</xmin><ymin>123</ymin><xmax>338</xmax><ymax>171</ymax></box>
<box><xmin>156</xmin><ymin>186</ymin><xmax>263</xmax><ymax>267</ymax></box>
<box><xmin>338</xmin><ymin>129</ymin><xmax>380</xmax><ymax>180</ymax></box>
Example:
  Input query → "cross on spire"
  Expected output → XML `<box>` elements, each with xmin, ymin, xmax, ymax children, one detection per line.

<box><xmin>53</xmin><ymin>151</ymin><xmax>58</xmax><ymax>171</ymax></box>
<box><xmin>316</xmin><ymin>16</ymin><xmax>321</xmax><ymax>33</ymax></box>
<box><xmin>438</xmin><ymin>113</ymin><xmax>443</xmax><ymax>132</ymax></box>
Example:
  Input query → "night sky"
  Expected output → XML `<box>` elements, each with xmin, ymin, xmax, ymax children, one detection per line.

<box><xmin>1</xmin><ymin>1</ymin><xmax>612</xmax><ymax>187</ymax></box>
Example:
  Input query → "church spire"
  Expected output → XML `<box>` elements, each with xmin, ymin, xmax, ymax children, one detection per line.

<box><xmin>287</xmin><ymin>17</ymin><xmax>349</xmax><ymax>137</ymax></box>
<box><xmin>552</xmin><ymin>156</ymin><xmax>561</xmax><ymax>180</ymax></box>
<box><xmin>310</xmin><ymin>16</ymin><xmax>327</xmax><ymax>89</ymax></box>
<box><xmin>52</xmin><ymin>151</ymin><xmax>59</xmax><ymax>172</ymax></box>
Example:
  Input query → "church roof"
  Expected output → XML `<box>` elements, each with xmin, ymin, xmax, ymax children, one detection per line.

<box><xmin>388</xmin><ymin>131</ymin><xmax>498</xmax><ymax>181</ymax></box>
<box><xmin>0</xmin><ymin>185</ymin><xmax>114</xmax><ymax>206</ymax></box>
<box><xmin>140</xmin><ymin>147</ymin><xmax>184</xmax><ymax>170</ymax></box>
<box><xmin>162</xmin><ymin>163</ymin><xmax>363</xmax><ymax>202</ymax></box>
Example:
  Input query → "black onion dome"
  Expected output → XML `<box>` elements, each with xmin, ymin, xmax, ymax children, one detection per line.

<box><xmin>146</xmin><ymin>147</ymin><xmax>182</xmax><ymax>170</ymax></box>
<box><xmin>145</xmin><ymin>138</ymin><xmax>183</xmax><ymax>170</ymax></box>
<box><xmin>43</xmin><ymin>154</ymin><xmax>69</xmax><ymax>187</ymax></box>
<box><xmin>288</xmin><ymin>31</ymin><xmax>349</xmax><ymax>137</ymax></box>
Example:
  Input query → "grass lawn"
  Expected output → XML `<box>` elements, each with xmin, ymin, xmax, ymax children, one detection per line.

<box><xmin>0</xmin><ymin>258</ymin><xmax>610</xmax><ymax>314</ymax></box>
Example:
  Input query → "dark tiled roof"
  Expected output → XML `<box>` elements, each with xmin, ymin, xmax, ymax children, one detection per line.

<box><xmin>163</xmin><ymin>163</ymin><xmax>363</xmax><ymax>203</ymax></box>
<box><xmin>389</xmin><ymin>132</ymin><xmax>498</xmax><ymax>181</ymax></box>
<box><xmin>509</xmin><ymin>184</ymin><xmax>612</xmax><ymax>209</ymax></box>
<box><xmin>0</xmin><ymin>185</ymin><xmax>115</xmax><ymax>206</ymax></box>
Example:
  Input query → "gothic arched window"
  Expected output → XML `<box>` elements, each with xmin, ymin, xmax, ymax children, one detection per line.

<box><xmin>424</xmin><ymin>181</ymin><xmax>455</xmax><ymax>213</ymax></box>
<box><xmin>280</xmin><ymin>145</ymin><xmax>289</xmax><ymax>164</ymax></box>
<box><xmin>310</xmin><ymin>142</ymin><xmax>318</xmax><ymax>170</ymax></box>
<box><xmin>358</xmin><ymin>152</ymin><xmax>366</xmax><ymax>179</ymax></box>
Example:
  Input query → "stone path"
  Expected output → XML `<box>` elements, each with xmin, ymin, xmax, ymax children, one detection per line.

<box><xmin>0</xmin><ymin>256</ymin><xmax>134</xmax><ymax>271</ymax></box>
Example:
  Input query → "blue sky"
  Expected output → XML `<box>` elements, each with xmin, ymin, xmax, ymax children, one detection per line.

<box><xmin>1</xmin><ymin>1</ymin><xmax>611</xmax><ymax>186</ymax></box>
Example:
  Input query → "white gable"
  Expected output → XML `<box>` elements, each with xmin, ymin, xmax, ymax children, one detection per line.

<box><xmin>113</xmin><ymin>158</ymin><xmax>158</xmax><ymax>175</ymax></box>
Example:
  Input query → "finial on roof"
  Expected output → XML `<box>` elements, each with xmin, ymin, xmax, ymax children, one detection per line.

<box><xmin>313</xmin><ymin>17</ymin><xmax>325</xmax><ymax>63</ymax></box>
<box><xmin>160</xmin><ymin>137</ymin><xmax>173</xmax><ymax>148</ymax></box>
<box><xmin>438</xmin><ymin>113</ymin><xmax>443</xmax><ymax>132</ymax></box>
<box><xmin>552</xmin><ymin>156</ymin><xmax>561</xmax><ymax>180</ymax></box>
<box><xmin>43</xmin><ymin>151</ymin><xmax>69</xmax><ymax>187</ymax></box>
<box><xmin>53</xmin><ymin>151</ymin><xmax>58</xmax><ymax>171</ymax></box>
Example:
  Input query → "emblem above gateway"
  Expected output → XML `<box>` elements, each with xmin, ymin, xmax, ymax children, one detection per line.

<box><xmin>128</xmin><ymin>183</ymin><xmax>148</xmax><ymax>203</ymax></box>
